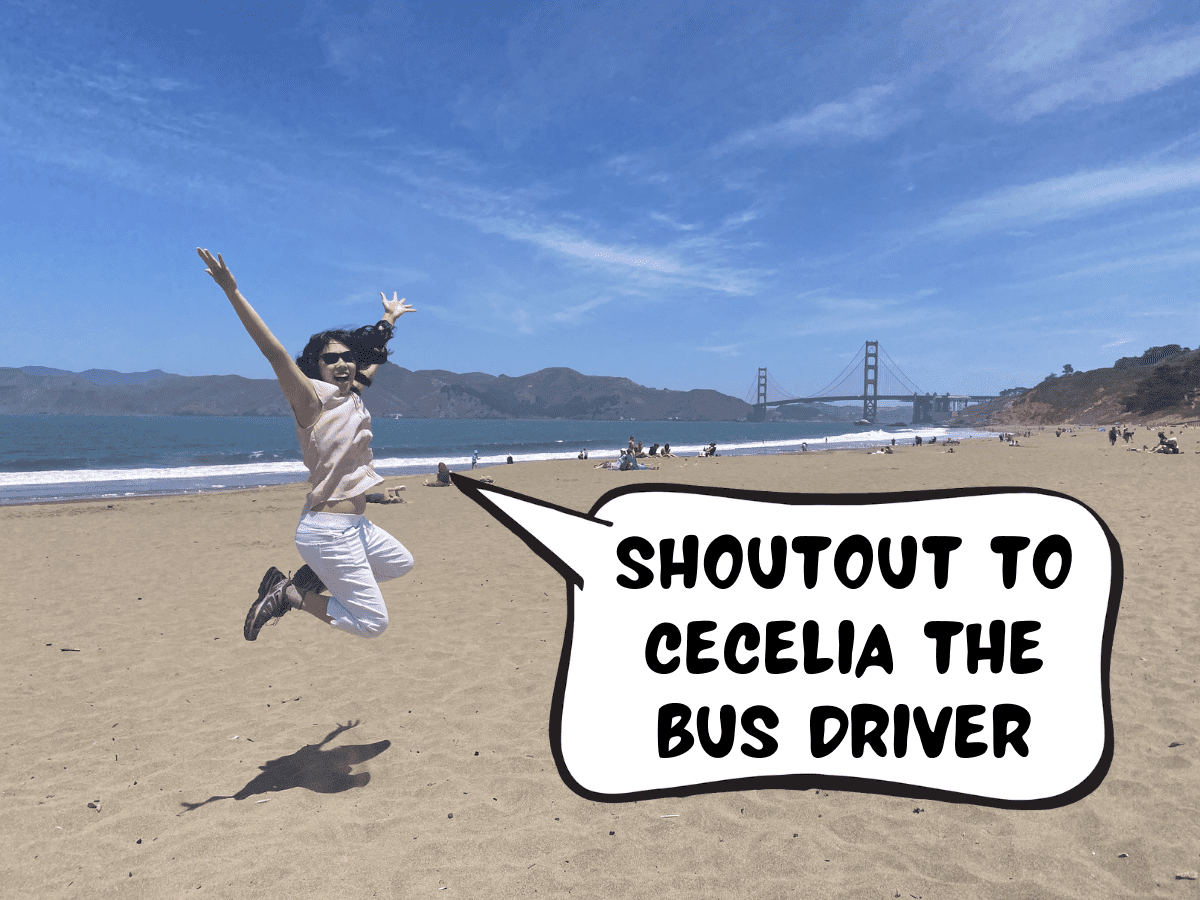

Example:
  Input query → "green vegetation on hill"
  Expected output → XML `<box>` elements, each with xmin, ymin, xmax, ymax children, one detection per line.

<box><xmin>1124</xmin><ymin>357</ymin><xmax>1200</xmax><ymax>415</ymax></box>
<box><xmin>1114</xmin><ymin>344</ymin><xmax>1192</xmax><ymax>369</ymax></box>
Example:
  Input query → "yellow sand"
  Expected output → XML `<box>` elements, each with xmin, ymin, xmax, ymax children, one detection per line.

<box><xmin>4</xmin><ymin>426</ymin><xmax>1199</xmax><ymax>898</ymax></box>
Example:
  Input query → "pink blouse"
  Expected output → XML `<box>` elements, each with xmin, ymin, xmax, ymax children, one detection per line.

<box><xmin>295</xmin><ymin>379</ymin><xmax>384</xmax><ymax>507</ymax></box>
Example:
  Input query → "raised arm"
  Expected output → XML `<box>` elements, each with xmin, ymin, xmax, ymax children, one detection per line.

<box><xmin>354</xmin><ymin>291</ymin><xmax>416</xmax><ymax>387</ymax></box>
<box><xmin>197</xmin><ymin>248</ymin><xmax>322</xmax><ymax>426</ymax></box>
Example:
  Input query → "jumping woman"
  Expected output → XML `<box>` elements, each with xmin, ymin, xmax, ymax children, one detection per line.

<box><xmin>197</xmin><ymin>248</ymin><xmax>415</xmax><ymax>641</ymax></box>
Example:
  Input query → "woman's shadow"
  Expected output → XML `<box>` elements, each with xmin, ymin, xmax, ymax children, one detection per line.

<box><xmin>180</xmin><ymin>720</ymin><xmax>390</xmax><ymax>812</ymax></box>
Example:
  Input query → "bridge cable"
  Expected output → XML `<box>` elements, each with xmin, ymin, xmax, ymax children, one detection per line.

<box><xmin>806</xmin><ymin>345</ymin><xmax>866</xmax><ymax>399</ymax></box>
<box><xmin>766</xmin><ymin>370</ymin><xmax>797</xmax><ymax>400</ymax></box>
<box><xmin>879</xmin><ymin>346</ymin><xmax>923</xmax><ymax>394</ymax></box>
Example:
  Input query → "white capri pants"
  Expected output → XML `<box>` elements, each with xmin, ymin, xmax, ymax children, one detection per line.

<box><xmin>294</xmin><ymin>509</ymin><xmax>414</xmax><ymax>638</ymax></box>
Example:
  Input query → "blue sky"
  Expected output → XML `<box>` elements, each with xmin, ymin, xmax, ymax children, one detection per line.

<box><xmin>3</xmin><ymin>0</ymin><xmax>1198</xmax><ymax>401</ymax></box>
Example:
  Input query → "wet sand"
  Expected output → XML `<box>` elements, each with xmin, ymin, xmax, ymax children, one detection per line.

<box><xmin>4</xmin><ymin>426</ymin><xmax>1199</xmax><ymax>898</ymax></box>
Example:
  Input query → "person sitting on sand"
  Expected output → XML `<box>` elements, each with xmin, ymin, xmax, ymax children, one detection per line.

<box><xmin>648</xmin><ymin>443</ymin><xmax>659</xmax><ymax>456</ymax></box>
<box><xmin>366</xmin><ymin>485</ymin><xmax>406</xmax><ymax>504</ymax></box>
<box><xmin>616</xmin><ymin>449</ymin><xmax>658</xmax><ymax>471</ymax></box>
<box><xmin>198</xmin><ymin>248</ymin><xmax>415</xmax><ymax>643</ymax></box>
<box><xmin>425</xmin><ymin>462</ymin><xmax>453</xmax><ymax>486</ymax></box>
<box><xmin>661</xmin><ymin>443</ymin><xmax>672</xmax><ymax>457</ymax></box>
<box><xmin>578</xmin><ymin>448</ymin><xmax>588</xmax><ymax>459</ymax></box>
<box><xmin>594</xmin><ymin>450</ymin><xmax>625</xmax><ymax>470</ymax></box>
<box><xmin>1152</xmin><ymin>432</ymin><xmax>1180</xmax><ymax>454</ymax></box>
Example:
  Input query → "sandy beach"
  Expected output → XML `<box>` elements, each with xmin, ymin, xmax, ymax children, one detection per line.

<box><xmin>4</xmin><ymin>426</ymin><xmax>1199</xmax><ymax>899</ymax></box>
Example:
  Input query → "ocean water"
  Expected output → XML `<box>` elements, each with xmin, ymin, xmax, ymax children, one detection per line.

<box><xmin>0</xmin><ymin>414</ymin><xmax>989</xmax><ymax>504</ymax></box>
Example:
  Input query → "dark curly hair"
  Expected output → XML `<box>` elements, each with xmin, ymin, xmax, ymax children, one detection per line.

<box><xmin>295</xmin><ymin>328</ymin><xmax>391</xmax><ymax>380</ymax></box>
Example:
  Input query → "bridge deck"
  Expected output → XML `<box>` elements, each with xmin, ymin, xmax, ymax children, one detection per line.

<box><xmin>765</xmin><ymin>394</ymin><xmax>998</xmax><ymax>406</ymax></box>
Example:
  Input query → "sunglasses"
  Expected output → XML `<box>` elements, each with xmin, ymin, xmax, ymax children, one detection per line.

<box><xmin>320</xmin><ymin>351</ymin><xmax>356</xmax><ymax>365</ymax></box>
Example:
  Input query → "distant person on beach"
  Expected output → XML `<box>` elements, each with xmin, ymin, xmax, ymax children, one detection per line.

<box><xmin>425</xmin><ymin>462</ymin><xmax>452</xmax><ymax>486</ymax></box>
<box><xmin>661</xmin><ymin>443</ymin><xmax>672</xmax><ymax>457</ymax></box>
<box><xmin>366</xmin><ymin>486</ymin><xmax>406</xmax><ymax>504</ymax></box>
<box><xmin>578</xmin><ymin>448</ymin><xmax>588</xmax><ymax>459</ymax></box>
<box><xmin>611</xmin><ymin>449</ymin><xmax>658</xmax><ymax>471</ymax></box>
<box><xmin>1153</xmin><ymin>432</ymin><xmax>1180</xmax><ymax>454</ymax></box>
<box><xmin>198</xmin><ymin>248</ymin><xmax>416</xmax><ymax>643</ymax></box>
<box><xmin>507</xmin><ymin>455</ymin><xmax>514</xmax><ymax>464</ymax></box>
<box><xmin>471</xmin><ymin>451</ymin><xmax>479</xmax><ymax>469</ymax></box>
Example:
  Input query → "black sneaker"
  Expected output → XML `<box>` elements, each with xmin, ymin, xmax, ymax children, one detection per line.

<box><xmin>244</xmin><ymin>567</ymin><xmax>290</xmax><ymax>641</ymax></box>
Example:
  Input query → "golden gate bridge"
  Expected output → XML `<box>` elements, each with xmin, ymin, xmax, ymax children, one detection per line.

<box><xmin>745</xmin><ymin>341</ymin><xmax>999</xmax><ymax>424</ymax></box>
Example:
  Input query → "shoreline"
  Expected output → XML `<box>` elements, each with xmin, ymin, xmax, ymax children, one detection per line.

<box><xmin>6</xmin><ymin>419</ymin><xmax>1186</xmax><ymax>508</ymax></box>
<box><xmin>0</xmin><ymin>425</ymin><xmax>1001</xmax><ymax>507</ymax></box>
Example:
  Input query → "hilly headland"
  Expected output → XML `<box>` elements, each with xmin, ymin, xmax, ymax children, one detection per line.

<box><xmin>954</xmin><ymin>345</ymin><xmax>1200</xmax><ymax>426</ymax></box>
<box><xmin>0</xmin><ymin>364</ymin><xmax>753</xmax><ymax>421</ymax></box>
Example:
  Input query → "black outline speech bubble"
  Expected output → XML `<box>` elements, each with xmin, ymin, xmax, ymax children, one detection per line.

<box><xmin>453</xmin><ymin>475</ymin><xmax>1121</xmax><ymax>809</ymax></box>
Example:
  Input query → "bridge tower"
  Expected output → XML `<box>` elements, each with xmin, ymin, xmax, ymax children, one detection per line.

<box><xmin>912</xmin><ymin>394</ymin><xmax>934</xmax><ymax>423</ymax></box>
<box><xmin>862</xmin><ymin>341</ymin><xmax>878</xmax><ymax>423</ymax></box>
<box><xmin>751</xmin><ymin>367</ymin><xmax>768</xmax><ymax>422</ymax></box>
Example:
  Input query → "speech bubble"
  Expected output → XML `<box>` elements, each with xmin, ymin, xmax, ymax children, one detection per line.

<box><xmin>452</xmin><ymin>476</ymin><xmax>1121</xmax><ymax>809</ymax></box>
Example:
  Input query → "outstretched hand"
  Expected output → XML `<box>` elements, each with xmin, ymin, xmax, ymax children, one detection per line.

<box><xmin>317</xmin><ymin>720</ymin><xmax>361</xmax><ymax>747</ymax></box>
<box><xmin>380</xmin><ymin>291</ymin><xmax>415</xmax><ymax>322</ymax></box>
<box><xmin>197</xmin><ymin>248</ymin><xmax>237</xmax><ymax>294</ymax></box>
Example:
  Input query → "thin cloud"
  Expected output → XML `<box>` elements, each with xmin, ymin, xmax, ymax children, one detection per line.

<box><xmin>719</xmin><ymin>209</ymin><xmax>760</xmax><ymax>231</ymax></box>
<box><xmin>903</xmin><ymin>1</ymin><xmax>1200</xmax><ymax>120</ymax></box>
<box><xmin>982</xmin><ymin>0</ymin><xmax>1136</xmax><ymax>76</ymax></box>
<box><xmin>719</xmin><ymin>85</ymin><xmax>915</xmax><ymax>152</ymax></box>
<box><xmin>698</xmin><ymin>343</ymin><xmax>742</xmax><ymax>357</ymax></box>
<box><xmin>931</xmin><ymin>160</ymin><xmax>1200</xmax><ymax>234</ymax></box>
<box><xmin>380</xmin><ymin>164</ymin><xmax>766</xmax><ymax>297</ymax></box>
<box><xmin>649</xmin><ymin>211</ymin><xmax>698</xmax><ymax>231</ymax></box>
<box><xmin>550</xmin><ymin>295</ymin><xmax>614</xmax><ymax>325</ymax></box>
<box><xmin>1007</xmin><ymin>31</ymin><xmax>1200</xmax><ymax>120</ymax></box>
<box><xmin>1051</xmin><ymin>247</ymin><xmax>1200</xmax><ymax>281</ymax></box>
